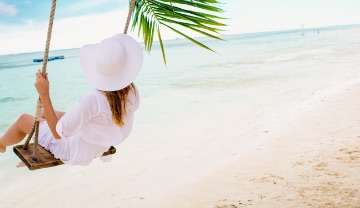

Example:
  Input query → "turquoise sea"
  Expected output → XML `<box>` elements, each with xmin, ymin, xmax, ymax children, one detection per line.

<box><xmin>1</xmin><ymin>24</ymin><xmax>360</xmax><ymax>174</ymax></box>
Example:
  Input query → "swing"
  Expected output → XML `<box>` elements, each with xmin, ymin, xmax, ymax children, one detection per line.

<box><xmin>12</xmin><ymin>0</ymin><xmax>136</xmax><ymax>171</ymax></box>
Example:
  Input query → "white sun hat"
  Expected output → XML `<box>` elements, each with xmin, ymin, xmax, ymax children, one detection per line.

<box><xmin>80</xmin><ymin>34</ymin><xmax>143</xmax><ymax>91</ymax></box>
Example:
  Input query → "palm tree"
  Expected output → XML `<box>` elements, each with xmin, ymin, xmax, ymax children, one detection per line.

<box><xmin>124</xmin><ymin>0</ymin><xmax>226</xmax><ymax>64</ymax></box>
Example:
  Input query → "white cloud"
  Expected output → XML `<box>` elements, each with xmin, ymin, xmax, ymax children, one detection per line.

<box><xmin>0</xmin><ymin>8</ymin><xmax>196</xmax><ymax>55</ymax></box>
<box><xmin>64</xmin><ymin>0</ymin><xmax>127</xmax><ymax>13</ymax></box>
<box><xmin>0</xmin><ymin>9</ymin><xmax>134</xmax><ymax>55</ymax></box>
<box><xmin>51</xmin><ymin>9</ymin><xmax>130</xmax><ymax>50</ymax></box>
<box><xmin>0</xmin><ymin>1</ymin><xmax>17</xmax><ymax>17</ymax></box>
<box><xmin>23</xmin><ymin>19</ymin><xmax>35</xmax><ymax>26</ymax></box>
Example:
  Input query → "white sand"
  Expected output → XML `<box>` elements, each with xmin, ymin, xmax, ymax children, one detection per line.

<box><xmin>1</xmin><ymin>76</ymin><xmax>360</xmax><ymax>207</ymax></box>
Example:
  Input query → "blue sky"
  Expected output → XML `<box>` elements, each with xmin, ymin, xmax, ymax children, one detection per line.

<box><xmin>0</xmin><ymin>0</ymin><xmax>126</xmax><ymax>24</ymax></box>
<box><xmin>0</xmin><ymin>0</ymin><xmax>360</xmax><ymax>54</ymax></box>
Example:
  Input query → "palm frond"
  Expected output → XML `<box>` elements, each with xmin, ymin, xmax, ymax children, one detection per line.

<box><xmin>131</xmin><ymin>0</ymin><xmax>226</xmax><ymax>64</ymax></box>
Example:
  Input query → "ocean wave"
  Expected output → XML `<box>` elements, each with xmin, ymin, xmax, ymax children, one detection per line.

<box><xmin>0</xmin><ymin>63</ymin><xmax>39</xmax><ymax>70</ymax></box>
<box><xmin>0</xmin><ymin>96</ymin><xmax>27</xmax><ymax>103</ymax></box>
<box><xmin>0</xmin><ymin>123</ymin><xmax>10</xmax><ymax>130</ymax></box>
<box><xmin>199</xmin><ymin>61</ymin><xmax>267</xmax><ymax>69</ymax></box>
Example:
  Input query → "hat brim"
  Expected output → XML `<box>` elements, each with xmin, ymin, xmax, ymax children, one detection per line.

<box><xmin>80</xmin><ymin>34</ymin><xmax>143</xmax><ymax>91</ymax></box>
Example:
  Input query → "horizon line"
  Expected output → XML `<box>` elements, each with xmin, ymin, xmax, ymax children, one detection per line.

<box><xmin>1</xmin><ymin>23</ymin><xmax>359</xmax><ymax>57</ymax></box>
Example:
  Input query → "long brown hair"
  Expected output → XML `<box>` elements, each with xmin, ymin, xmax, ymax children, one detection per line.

<box><xmin>100</xmin><ymin>83</ymin><xmax>136</xmax><ymax>127</ymax></box>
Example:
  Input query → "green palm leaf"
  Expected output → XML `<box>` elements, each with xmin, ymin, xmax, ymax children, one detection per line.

<box><xmin>131</xmin><ymin>0</ymin><xmax>226</xmax><ymax>64</ymax></box>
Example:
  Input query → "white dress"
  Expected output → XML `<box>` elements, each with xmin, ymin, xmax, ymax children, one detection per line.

<box><xmin>37</xmin><ymin>87</ymin><xmax>140</xmax><ymax>166</ymax></box>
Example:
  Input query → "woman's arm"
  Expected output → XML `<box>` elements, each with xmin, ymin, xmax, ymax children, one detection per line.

<box><xmin>41</xmin><ymin>110</ymin><xmax>66</xmax><ymax>120</ymax></box>
<box><xmin>35</xmin><ymin>70</ymin><xmax>61</xmax><ymax>139</ymax></box>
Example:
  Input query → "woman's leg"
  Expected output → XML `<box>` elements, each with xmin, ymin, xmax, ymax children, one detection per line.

<box><xmin>0</xmin><ymin>114</ymin><xmax>35</xmax><ymax>153</ymax></box>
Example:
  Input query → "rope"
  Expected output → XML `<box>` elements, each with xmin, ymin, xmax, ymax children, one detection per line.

<box><xmin>24</xmin><ymin>0</ymin><xmax>57</xmax><ymax>160</ymax></box>
<box><xmin>124</xmin><ymin>0</ymin><xmax>136</xmax><ymax>34</ymax></box>
<box><xmin>23</xmin><ymin>120</ymin><xmax>36</xmax><ymax>150</ymax></box>
<box><xmin>33</xmin><ymin>120</ymin><xmax>40</xmax><ymax>160</ymax></box>
<box><xmin>41</xmin><ymin>0</ymin><xmax>57</xmax><ymax>75</ymax></box>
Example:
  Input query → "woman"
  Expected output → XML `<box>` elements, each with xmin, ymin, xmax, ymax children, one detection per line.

<box><xmin>0</xmin><ymin>34</ymin><xmax>143</xmax><ymax>166</ymax></box>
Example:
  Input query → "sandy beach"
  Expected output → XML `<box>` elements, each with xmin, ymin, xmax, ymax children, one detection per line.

<box><xmin>1</xmin><ymin>62</ymin><xmax>360</xmax><ymax>208</ymax></box>
<box><xmin>208</xmin><ymin>83</ymin><xmax>360</xmax><ymax>208</ymax></box>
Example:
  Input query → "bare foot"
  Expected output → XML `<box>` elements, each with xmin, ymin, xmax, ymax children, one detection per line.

<box><xmin>16</xmin><ymin>162</ymin><xmax>26</xmax><ymax>168</ymax></box>
<box><xmin>0</xmin><ymin>144</ymin><xmax>6</xmax><ymax>153</ymax></box>
<box><xmin>0</xmin><ymin>137</ymin><xmax>6</xmax><ymax>153</ymax></box>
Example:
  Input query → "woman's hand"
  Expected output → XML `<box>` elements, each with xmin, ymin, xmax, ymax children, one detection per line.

<box><xmin>34</xmin><ymin>70</ymin><xmax>61</xmax><ymax>139</ymax></box>
<box><xmin>35</xmin><ymin>69</ymin><xmax>49</xmax><ymax>98</ymax></box>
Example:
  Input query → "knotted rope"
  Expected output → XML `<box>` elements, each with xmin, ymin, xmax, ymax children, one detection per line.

<box><xmin>23</xmin><ymin>0</ymin><xmax>57</xmax><ymax>160</ymax></box>
<box><xmin>124</xmin><ymin>0</ymin><xmax>136</xmax><ymax>34</ymax></box>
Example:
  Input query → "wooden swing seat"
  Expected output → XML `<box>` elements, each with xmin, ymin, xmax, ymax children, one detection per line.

<box><xmin>13</xmin><ymin>144</ymin><xmax>116</xmax><ymax>170</ymax></box>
